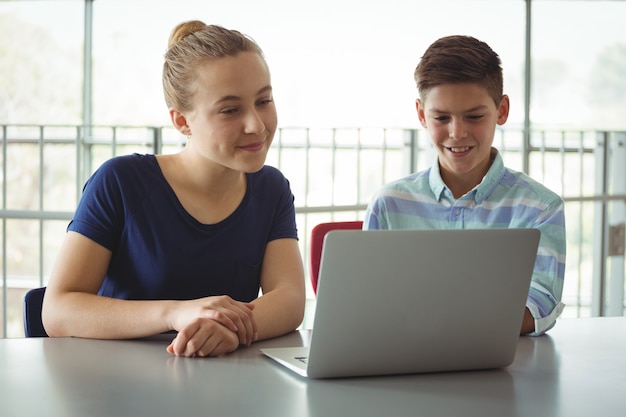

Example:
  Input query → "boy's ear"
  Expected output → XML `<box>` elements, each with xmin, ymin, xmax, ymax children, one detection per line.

<box><xmin>416</xmin><ymin>99</ymin><xmax>427</xmax><ymax>128</ymax></box>
<box><xmin>169</xmin><ymin>108</ymin><xmax>190</xmax><ymax>135</ymax></box>
<box><xmin>497</xmin><ymin>95</ymin><xmax>510</xmax><ymax>125</ymax></box>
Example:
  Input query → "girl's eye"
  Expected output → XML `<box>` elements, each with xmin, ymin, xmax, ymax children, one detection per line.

<box><xmin>220</xmin><ymin>107</ymin><xmax>238</xmax><ymax>114</ymax></box>
<box><xmin>257</xmin><ymin>98</ymin><xmax>274</xmax><ymax>106</ymax></box>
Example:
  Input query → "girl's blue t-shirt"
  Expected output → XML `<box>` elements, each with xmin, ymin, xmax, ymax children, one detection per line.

<box><xmin>68</xmin><ymin>153</ymin><xmax>298</xmax><ymax>302</ymax></box>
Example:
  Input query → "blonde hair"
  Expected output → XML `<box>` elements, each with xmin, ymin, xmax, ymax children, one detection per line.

<box><xmin>162</xmin><ymin>20</ymin><xmax>265</xmax><ymax>112</ymax></box>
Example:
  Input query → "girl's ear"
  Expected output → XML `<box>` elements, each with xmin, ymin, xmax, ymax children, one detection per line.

<box><xmin>169</xmin><ymin>108</ymin><xmax>190</xmax><ymax>135</ymax></box>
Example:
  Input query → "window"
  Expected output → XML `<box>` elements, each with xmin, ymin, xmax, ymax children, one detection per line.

<box><xmin>1</xmin><ymin>0</ymin><xmax>625</xmax><ymax>337</ymax></box>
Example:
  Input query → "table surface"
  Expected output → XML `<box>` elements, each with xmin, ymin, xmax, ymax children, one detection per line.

<box><xmin>2</xmin><ymin>317</ymin><xmax>625</xmax><ymax>417</ymax></box>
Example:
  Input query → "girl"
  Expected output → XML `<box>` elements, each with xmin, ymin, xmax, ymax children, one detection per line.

<box><xmin>42</xmin><ymin>21</ymin><xmax>306</xmax><ymax>357</ymax></box>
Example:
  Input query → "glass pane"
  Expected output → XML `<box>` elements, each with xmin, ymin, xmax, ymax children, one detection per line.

<box><xmin>0</xmin><ymin>1</ymin><xmax>83</xmax><ymax>124</ymax></box>
<box><xmin>4</xmin><ymin>219</ymin><xmax>41</xmax><ymax>337</ymax></box>
<box><xmin>6</xmin><ymin>141</ymin><xmax>40</xmax><ymax>211</ymax></box>
<box><xmin>531</xmin><ymin>1</ymin><xmax>626</xmax><ymax>130</ymax></box>
<box><xmin>43</xmin><ymin>128</ymin><xmax>79</xmax><ymax>212</ymax></box>
<box><xmin>89</xmin><ymin>0</ymin><xmax>525</xmax><ymax>129</ymax></box>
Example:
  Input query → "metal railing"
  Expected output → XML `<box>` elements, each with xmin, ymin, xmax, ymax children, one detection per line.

<box><xmin>1</xmin><ymin>124</ymin><xmax>625</xmax><ymax>337</ymax></box>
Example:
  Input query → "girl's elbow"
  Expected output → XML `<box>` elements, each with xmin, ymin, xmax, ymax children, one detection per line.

<box><xmin>41</xmin><ymin>299</ymin><xmax>70</xmax><ymax>337</ymax></box>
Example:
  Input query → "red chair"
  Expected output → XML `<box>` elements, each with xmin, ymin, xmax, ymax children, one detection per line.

<box><xmin>309</xmin><ymin>221</ymin><xmax>363</xmax><ymax>294</ymax></box>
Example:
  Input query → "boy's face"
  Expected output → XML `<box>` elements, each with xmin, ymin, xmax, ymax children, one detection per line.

<box><xmin>416</xmin><ymin>83</ymin><xmax>509</xmax><ymax>194</ymax></box>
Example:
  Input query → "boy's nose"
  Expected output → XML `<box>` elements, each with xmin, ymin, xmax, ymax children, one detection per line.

<box><xmin>449</xmin><ymin>120</ymin><xmax>467</xmax><ymax>140</ymax></box>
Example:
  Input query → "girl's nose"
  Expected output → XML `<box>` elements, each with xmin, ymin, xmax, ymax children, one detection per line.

<box><xmin>244</xmin><ymin>109</ymin><xmax>265</xmax><ymax>134</ymax></box>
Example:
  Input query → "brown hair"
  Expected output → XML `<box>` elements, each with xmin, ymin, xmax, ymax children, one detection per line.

<box><xmin>414</xmin><ymin>35</ymin><xmax>503</xmax><ymax>106</ymax></box>
<box><xmin>162</xmin><ymin>20</ymin><xmax>265</xmax><ymax>112</ymax></box>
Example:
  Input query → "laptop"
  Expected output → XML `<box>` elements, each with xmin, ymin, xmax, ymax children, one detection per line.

<box><xmin>261</xmin><ymin>228</ymin><xmax>540</xmax><ymax>379</ymax></box>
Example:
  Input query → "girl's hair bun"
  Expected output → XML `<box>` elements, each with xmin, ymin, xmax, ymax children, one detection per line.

<box><xmin>168</xmin><ymin>20</ymin><xmax>207</xmax><ymax>50</ymax></box>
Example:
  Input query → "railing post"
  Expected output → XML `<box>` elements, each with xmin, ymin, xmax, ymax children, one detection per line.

<box><xmin>591</xmin><ymin>132</ymin><xmax>609</xmax><ymax>316</ymax></box>
<box><xmin>404</xmin><ymin>128</ymin><xmax>418</xmax><ymax>175</ymax></box>
<box><xmin>152</xmin><ymin>127</ymin><xmax>163</xmax><ymax>154</ymax></box>
<box><xmin>1</xmin><ymin>125</ymin><xmax>6</xmax><ymax>338</ymax></box>
<box><xmin>607</xmin><ymin>132</ymin><xmax>626</xmax><ymax>316</ymax></box>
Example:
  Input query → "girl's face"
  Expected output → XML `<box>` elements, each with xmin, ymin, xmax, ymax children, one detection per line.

<box><xmin>417</xmin><ymin>83</ymin><xmax>509</xmax><ymax>192</ymax></box>
<box><xmin>181</xmin><ymin>51</ymin><xmax>277</xmax><ymax>174</ymax></box>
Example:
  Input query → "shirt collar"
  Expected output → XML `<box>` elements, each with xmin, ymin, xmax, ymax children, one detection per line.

<box><xmin>428</xmin><ymin>147</ymin><xmax>504</xmax><ymax>203</ymax></box>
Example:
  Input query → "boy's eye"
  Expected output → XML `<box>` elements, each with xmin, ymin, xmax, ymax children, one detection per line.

<box><xmin>467</xmin><ymin>114</ymin><xmax>484</xmax><ymax>120</ymax></box>
<box><xmin>433</xmin><ymin>116</ymin><xmax>449</xmax><ymax>122</ymax></box>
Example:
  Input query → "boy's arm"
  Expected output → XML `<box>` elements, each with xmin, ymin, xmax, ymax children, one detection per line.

<box><xmin>520</xmin><ymin>308</ymin><xmax>535</xmax><ymax>334</ymax></box>
<box><xmin>523</xmin><ymin>199</ymin><xmax>567</xmax><ymax>336</ymax></box>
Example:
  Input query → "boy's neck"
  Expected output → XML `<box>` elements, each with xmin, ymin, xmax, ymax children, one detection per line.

<box><xmin>440</xmin><ymin>158</ymin><xmax>493</xmax><ymax>199</ymax></box>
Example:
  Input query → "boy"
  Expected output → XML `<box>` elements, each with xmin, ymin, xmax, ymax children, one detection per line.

<box><xmin>363</xmin><ymin>35</ymin><xmax>566</xmax><ymax>336</ymax></box>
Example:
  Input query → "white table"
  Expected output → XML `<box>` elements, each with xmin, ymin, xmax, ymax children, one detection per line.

<box><xmin>2</xmin><ymin>317</ymin><xmax>625</xmax><ymax>417</ymax></box>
